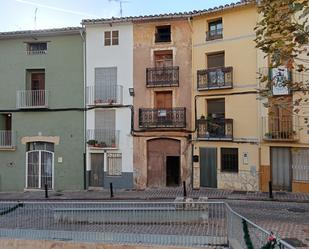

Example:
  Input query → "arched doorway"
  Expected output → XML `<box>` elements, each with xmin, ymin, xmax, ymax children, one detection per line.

<box><xmin>26</xmin><ymin>142</ymin><xmax>54</xmax><ymax>189</ymax></box>
<box><xmin>147</xmin><ymin>138</ymin><xmax>180</xmax><ymax>187</ymax></box>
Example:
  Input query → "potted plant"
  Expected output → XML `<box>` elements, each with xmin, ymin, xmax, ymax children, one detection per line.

<box><xmin>111</xmin><ymin>139</ymin><xmax>116</xmax><ymax>148</ymax></box>
<box><xmin>98</xmin><ymin>142</ymin><xmax>107</xmax><ymax>148</ymax></box>
<box><xmin>264</xmin><ymin>132</ymin><xmax>273</xmax><ymax>139</ymax></box>
<box><xmin>87</xmin><ymin>140</ymin><xmax>97</xmax><ymax>146</ymax></box>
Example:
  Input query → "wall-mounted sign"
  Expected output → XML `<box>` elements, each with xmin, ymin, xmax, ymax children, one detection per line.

<box><xmin>271</xmin><ymin>67</ymin><xmax>290</xmax><ymax>96</ymax></box>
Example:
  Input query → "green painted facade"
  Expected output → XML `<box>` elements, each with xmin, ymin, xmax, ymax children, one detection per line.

<box><xmin>0</xmin><ymin>31</ymin><xmax>84</xmax><ymax>191</ymax></box>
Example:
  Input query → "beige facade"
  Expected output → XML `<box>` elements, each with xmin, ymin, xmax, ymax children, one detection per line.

<box><xmin>192</xmin><ymin>4</ymin><xmax>261</xmax><ymax>191</ymax></box>
<box><xmin>258</xmin><ymin>52</ymin><xmax>309</xmax><ymax>193</ymax></box>
<box><xmin>191</xmin><ymin>3</ymin><xmax>309</xmax><ymax>193</ymax></box>
<box><xmin>133</xmin><ymin>19</ymin><xmax>192</xmax><ymax>189</ymax></box>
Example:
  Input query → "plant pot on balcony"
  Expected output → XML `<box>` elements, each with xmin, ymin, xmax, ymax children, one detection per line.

<box><xmin>264</xmin><ymin>133</ymin><xmax>274</xmax><ymax>139</ymax></box>
<box><xmin>87</xmin><ymin>140</ymin><xmax>97</xmax><ymax>146</ymax></box>
<box><xmin>95</xmin><ymin>142</ymin><xmax>107</xmax><ymax>148</ymax></box>
<box><xmin>94</xmin><ymin>99</ymin><xmax>103</xmax><ymax>104</ymax></box>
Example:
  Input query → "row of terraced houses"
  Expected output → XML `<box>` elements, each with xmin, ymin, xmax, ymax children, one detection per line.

<box><xmin>0</xmin><ymin>1</ymin><xmax>308</xmax><ymax>193</ymax></box>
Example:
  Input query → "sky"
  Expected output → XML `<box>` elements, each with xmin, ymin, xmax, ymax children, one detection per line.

<box><xmin>0</xmin><ymin>0</ymin><xmax>235</xmax><ymax>32</ymax></box>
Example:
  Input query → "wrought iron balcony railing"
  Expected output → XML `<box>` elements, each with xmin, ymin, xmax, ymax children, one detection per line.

<box><xmin>206</xmin><ymin>28</ymin><xmax>223</xmax><ymax>41</ymax></box>
<box><xmin>0</xmin><ymin>130</ymin><xmax>15</xmax><ymax>148</ymax></box>
<box><xmin>139</xmin><ymin>107</ymin><xmax>186</xmax><ymax>128</ymax></box>
<box><xmin>86</xmin><ymin>129</ymin><xmax>120</xmax><ymax>149</ymax></box>
<box><xmin>86</xmin><ymin>85</ymin><xmax>123</xmax><ymax>106</ymax></box>
<box><xmin>197</xmin><ymin>118</ymin><xmax>233</xmax><ymax>140</ymax></box>
<box><xmin>262</xmin><ymin>116</ymin><xmax>299</xmax><ymax>141</ymax></box>
<box><xmin>197</xmin><ymin>67</ymin><xmax>233</xmax><ymax>90</ymax></box>
<box><xmin>16</xmin><ymin>90</ymin><xmax>49</xmax><ymax>109</ymax></box>
<box><xmin>146</xmin><ymin>66</ymin><xmax>179</xmax><ymax>87</ymax></box>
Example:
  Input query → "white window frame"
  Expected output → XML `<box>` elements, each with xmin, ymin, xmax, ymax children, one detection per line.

<box><xmin>25</xmin><ymin>150</ymin><xmax>54</xmax><ymax>189</ymax></box>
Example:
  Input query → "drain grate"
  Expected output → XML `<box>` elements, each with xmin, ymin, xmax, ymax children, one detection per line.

<box><xmin>287</xmin><ymin>208</ymin><xmax>307</xmax><ymax>213</ymax></box>
<box><xmin>232</xmin><ymin>190</ymin><xmax>247</xmax><ymax>195</ymax></box>
<box><xmin>282</xmin><ymin>238</ymin><xmax>307</xmax><ymax>247</ymax></box>
<box><xmin>275</xmin><ymin>192</ymin><xmax>287</xmax><ymax>195</ymax></box>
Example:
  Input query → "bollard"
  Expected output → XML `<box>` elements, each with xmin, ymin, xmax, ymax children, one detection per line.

<box><xmin>269</xmin><ymin>181</ymin><xmax>273</xmax><ymax>199</ymax></box>
<box><xmin>110</xmin><ymin>182</ymin><xmax>114</xmax><ymax>198</ymax></box>
<box><xmin>45</xmin><ymin>184</ymin><xmax>48</xmax><ymax>199</ymax></box>
<box><xmin>183</xmin><ymin>181</ymin><xmax>187</xmax><ymax>198</ymax></box>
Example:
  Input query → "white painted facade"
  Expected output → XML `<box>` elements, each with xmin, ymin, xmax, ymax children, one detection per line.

<box><xmin>84</xmin><ymin>23</ymin><xmax>134</xmax><ymax>188</ymax></box>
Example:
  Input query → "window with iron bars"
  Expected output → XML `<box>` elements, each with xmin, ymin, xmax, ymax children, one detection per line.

<box><xmin>221</xmin><ymin>148</ymin><xmax>238</xmax><ymax>172</ymax></box>
<box><xmin>107</xmin><ymin>153</ymin><xmax>122</xmax><ymax>176</ymax></box>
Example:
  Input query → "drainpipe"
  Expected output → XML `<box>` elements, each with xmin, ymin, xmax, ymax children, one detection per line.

<box><xmin>80</xmin><ymin>27</ymin><xmax>87</xmax><ymax>190</ymax></box>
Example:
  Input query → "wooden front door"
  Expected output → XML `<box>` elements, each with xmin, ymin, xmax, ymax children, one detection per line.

<box><xmin>147</xmin><ymin>139</ymin><xmax>180</xmax><ymax>187</ymax></box>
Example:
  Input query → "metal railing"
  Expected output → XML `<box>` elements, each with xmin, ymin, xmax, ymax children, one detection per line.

<box><xmin>197</xmin><ymin>118</ymin><xmax>233</xmax><ymax>140</ymax></box>
<box><xmin>16</xmin><ymin>90</ymin><xmax>49</xmax><ymax>109</ymax></box>
<box><xmin>86</xmin><ymin>129</ymin><xmax>120</xmax><ymax>149</ymax></box>
<box><xmin>86</xmin><ymin>85</ymin><xmax>123</xmax><ymax>106</ymax></box>
<box><xmin>0</xmin><ymin>130</ymin><xmax>15</xmax><ymax>148</ymax></box>
<box><xmin>146</xmin><ymin>66</ymin><xmax>179</xmax><ymax>87</ymax></box>
<box><xmin>262</xmin><ymin>116</ymin><xmax>299</xmax><ymax>141</ymax></box>
<box><xmin>226</xmin><ymin>204</ymin><xmax>295</xmax><ymax>249</ymax></box>
<box><xmin>26</xmin><ymin>50</ymin><xmax>47</xmax><ymax>55</ymax></box>
<box><xmin>139</xmin><ymin>107</ymin><xmax>186</xmax><ymax>128</ymax></box>
<box><xmin>197</xmin><ymin>67</ymin><xmax>233</xmax><ymax>90</ymax></box>
<box><xmin>0</xmin><ymin>201</ymin><xmax>295</xmax><ymax>249</ymax></box>
<box><xmin>206</xmin><ymin>28</ymin><xmax>223</xmax><ymax>41</ymax></box>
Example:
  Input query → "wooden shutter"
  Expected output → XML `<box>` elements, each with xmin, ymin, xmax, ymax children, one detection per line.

<box><xmin>95</xmin><ymin>67</ymin><xmax>117</xmax><ymax>86</ymax></box>
<box><xmin>155</xmin><ymin>91</ymin><xmax>172</xmax><ymax>108</ymax></box>
<box><xmin>95</xmin><ymin>110</ymin><xmax>115</xmax><ymax>129</ymax></box>
<box><xmin>207</xmin><ymin>53</ymin><xmax>224</xmax><ymax>68</ymax></box>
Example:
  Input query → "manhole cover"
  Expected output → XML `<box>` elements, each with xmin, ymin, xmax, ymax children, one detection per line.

<box><xmin>287</xmin><ymin>208</ymin><xmax>307</xmax><ymax>213</ymax></box>
<box><xmin>53</xmin><ymin>193</ymin><xmax>63</xmax><ymax>196</ymax></box>
<box><xmin>282</xmin><ymin>238</ymin><xmax>307</xmax><ymax>247</ymax></box>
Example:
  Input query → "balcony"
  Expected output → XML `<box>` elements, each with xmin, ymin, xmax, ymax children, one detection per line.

<box><xmin>262</xmin><ymin>116</ymin><xmax>299</xmax><ymax>141</ymax></box>
<box><xmin>86</xmin><ymin>129</ymin><xmax>120</xmax><ymax>149</ymax></box>
<box><xmin>206</xmin><ymin>29</ymin><xmax>223</xmax><ymax>41</ymax></box>
<box><xmin>139</xmin><ymin>107</ymin><xmax>186</xmax><ymax>129</ymax></box>
<box><xmin>16</xmin><ymin>90</ymin><xmax>49</xmax><ymax>109</ymax></box>
<box><xmin>146</xmin><ymin>66</ymin><xmax>179</xmax><ymax>87</ymax></box>
<box><xmin>197</xmin><ymin>118</ymin><xmax>233</xmax><ymax>140</ymax></box>
<box><xmin>86</xmin><ymin>85</ymin><xmax>123</xmax><ymax>106</ymax></box>
<box><xmin>0</xmin><ymin>130</ymin><xmax>15</xmax><ymax>149</ymax></box>
<box><xmin>197</xmin><ymin>67</ymin><xmax>233</xmax><ymax>90</ymax></box>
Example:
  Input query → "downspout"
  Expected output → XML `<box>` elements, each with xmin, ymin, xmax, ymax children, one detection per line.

<box><xmin>79</xmin><ymin>27</ymin><xmax>87</xmax><ymax>190</ymax></box>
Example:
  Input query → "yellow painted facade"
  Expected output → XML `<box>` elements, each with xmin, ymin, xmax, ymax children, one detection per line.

<box><xmin>191</xmin><ymin>4</ymin><xmax>309</xmax><ymax>193</ymax></box>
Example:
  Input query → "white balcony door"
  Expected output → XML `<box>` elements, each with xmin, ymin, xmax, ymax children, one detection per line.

<box><xmin>94</xmin><ymin>110</ymin><xmax>116</xmax><ymax>147</ymax></box>
<box><xmin>26</xmin><ymin>149</ymin><xmax>54</xmax><ymax>190</ymax></box>
<box><xmin>95</xmin><ymin>67</ymin><xmax>117</xmax><ymax>103</ymax></box>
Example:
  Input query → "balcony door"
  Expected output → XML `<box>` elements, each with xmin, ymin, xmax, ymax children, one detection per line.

<box><xmin>207</xmin><ymin>99</ymin><xmax>225</xmax><ymax>138</ymax></box>
<box><xmin>27</xmin><ymin>70</ymin><xmax>45</xmax><ymax>107</ymax></box>
<box><xmin>154</xmin><ymin>50</ymin><xmax>173</xmax><ymax>67</ymax></box>
<box><xmin>95</xmin><ymin>67</ymin><xmax>117</xmax><ymax>104</ymax></box>
<box><xmin>207</xmin><ymin>52</ymin><xmax>225</xmax><ymax>86</ymax></box>
<box><xmin>155</xmin><ymin>91</ymin><xmax>173</xmax><ymax>126</ymax></box>
<box><xmin>269</xmin><ymin>97</ymin><xmax>293</xmax><ymax>139</ymax></box>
